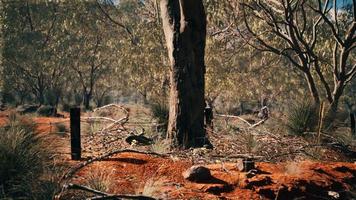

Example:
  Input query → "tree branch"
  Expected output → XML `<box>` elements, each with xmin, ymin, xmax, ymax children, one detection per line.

<box><xmin>211</xmin><ymin>23</ymin><xmax>233</xmax><ymax>37</ymax></box>
<box><xmin>346</xmin><ymin>63</ymin><xmax>356</xmax><ymax>83</ymax></box>
<box><xmin>314</xmin><ymin>0</ymin><xmax>344</xmax><ymax>46</ymax></box>
<box><xmin>96</xmin><ymin>0</ymin><xmax>137</xmax><ymax>44</ymax></box>
<box><xmin>63</xmin><ymin>184</ymin><xmax>156</xmax><ymax>200</ymax></box>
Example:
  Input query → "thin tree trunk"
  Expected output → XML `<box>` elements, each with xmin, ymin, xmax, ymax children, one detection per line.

<box><xmin>160</xmin><ymin>0</ymin><xmax>210</xmax><ymax>149</ymax></box>
<box><xmin>304</xmin><ymin>70</ymin><xmax>320</xmax><ymax>105</ymax></box>
<box><xmin>38</xmin><ymin>89</ymin><xmax>45</xmax><ymax>105</ymax></box>
<box><xmin>351</xmin><ymin>112</ymin><xmax>355</xmax><ymax>137</ymax></box>
<box><xmin>324</xmin><ymin>82</ymin><xmax>345</xmax><ymax>129</ymax></box>
<box><xmin>55</xmin><ymin>92</ymin><xmax>61</xmax><ymax>108</ymax></box>
<box><xmin>84</xmin><ymin>92</ymin><xmax>91</xmax><ymax>110</ymax></box>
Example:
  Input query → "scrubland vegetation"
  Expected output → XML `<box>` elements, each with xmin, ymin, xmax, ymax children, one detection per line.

<box><xmin>0</xmin><ymin>0</ymin><xmax>355</xmax><ymax>199</ymax></box>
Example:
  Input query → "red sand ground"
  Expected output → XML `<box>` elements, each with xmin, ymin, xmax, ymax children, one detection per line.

<box><xmin>0</xmin><ymin>112</ymin><xmax>355</xmax><ymax>199</ymax></box>
<box><xmin>71</xmin><ymin>152</ymin><xmax>355</xmax><ymax>199</ymax></box>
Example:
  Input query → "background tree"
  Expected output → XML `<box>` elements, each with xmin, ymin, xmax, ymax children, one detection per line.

<box><xmin>203</xmin><ymin>0</ymin><xmax>307</xmax><ymax>113</ymax></box>
<box><xmin>239</xmin><ymin>0</ymin><xmax>355</xmax><ymax>123</ymax></box>
<box><xmin>1</xmin><ymin>0</ymin><xmax>354</xmax><ymax>134</ymax></box>
<box><xmin>2</xmin><ymin>1</ymin><xmax>64</xmax><ymax>105</ymax></box>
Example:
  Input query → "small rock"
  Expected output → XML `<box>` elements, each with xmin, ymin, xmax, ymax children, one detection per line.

<box><xmin>182</xmin><ymin>165</ymin><xmax>211</xmax><ymax>182</ymax></box>
<box><xmin>246</xmin><ymin>169</ymin><xmax>258</xmax><ymax>178</ymax></box>
<box><xmin>236</xmin><ymin>158</ymin><xmax>255</xmax><ymax>172</ymax></box>
<box><xmin>328</xmin><ymin>191</ymin><xmax>340</xmax><ymax>199</ymax></box>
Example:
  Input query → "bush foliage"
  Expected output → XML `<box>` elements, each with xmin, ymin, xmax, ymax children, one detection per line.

<box><xmin>286</xmin><ymin>101</ymin><xmax>318</xmax><ymax>135</ymax></box>
<box><xmin>150</xmin><ymin>103</ymin><xmax>169</xmax><ymax>133</ymax></box>
<box><xmin>0</xmin><ymin>115</ymin><xmax>58</xmax><ymax>199</ymax></box>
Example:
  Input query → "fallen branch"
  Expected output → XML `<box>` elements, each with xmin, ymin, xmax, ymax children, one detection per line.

<box><xmin>81</xmin><ymin>116</ymin><xmax>129</xmax><ymax>135</ymax></box>
<box><xmin>211</xmin><ymin>22</ymin><xmax>233</xmax><ymax>37</ymax></box>
<box><xmin>87</xmin><ymin>194</ymin><xmax>155</xmax><ymax>200</ymax></box>
<box><xmin>211</xmin><ymin>154</ymin><xmax>264</xmax><ymax>160</ymax></box>
<box><xmin>82</xmin><ymin>116</ymin><xmax>121</xmax><ymax>123</ymax></box>
<box><xmin>66</xmin><ymin>183</ymin><xmax>109</xmax><ymax>196</ymax></box>
<box><xmin>99</xmin><ymin>117</ymin><xmax>129</xmax><ymax>134</ymax></box>
<box><xmin>91</xmin><ymin>104</ymin><xmax>130</xmax><ymax>134</ymax></box>
<box><xmin>64</xmin><ymin>183</ymin><xmax>156</xmax><ymax>200</ymax></box>
<box><xmin>93</xmin><ymin>104</ymin><xmax>129</xmax><ymax>118</ymax></box>
<box><xmin>216</xmin><ymin>114</ymin><xmax>267</xmax><ymax>128</ymax></box>
<box><xmin>88</xmin><ymin>194</ymin><xmax>156</xmax><ymax>200</ymax></box>
<box><xmin>250</xmin><ymin>119</ymin><xmax>267</xmax><ymax>128</ymax></box>
<box><xmin>216</xmin><ymin>114</ymin><xmax>253</xmax><ymax>126</ymax></box>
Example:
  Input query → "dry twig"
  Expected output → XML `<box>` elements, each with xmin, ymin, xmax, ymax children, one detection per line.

<box><xmin>63</xmin><ymin>183</ymin><xmax>156</xmax><ymax>200</ymax></box>
<box><xmin>216</xmin><ymin>114</ymin><xmax>267</xmax><ymax>128</ymax></box>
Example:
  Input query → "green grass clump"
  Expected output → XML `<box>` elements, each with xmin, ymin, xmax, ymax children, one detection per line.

<box><xmin>286</xmin><ymin>101</ymin><xmax>318</xmax><ymax>135</ymax></box>
<box><xmin>0</xmin><ymin>114</ymin><xmax>58</xmax><ymax>199</ymax></box>
<box><xmin>150</xmin><ymin>139</ymin><xmax>170</xmax><ymax>154</ymax></box>
<box><xmin>61</xmin><ymin>103</ymin><xmax>72</xmax><ymax>113</ymax></box>
<box><xmin>55</xmin><ymin>123</ymin><xmax>67</xmax><ymax>133</ymax></box>
<box><xmin>85</xmin><ymin>167</ymin><xmax>114</xmax><ymax>193</ymax></box>
<box><xmin>55</xmin><ymin>123</ymin><xmax>68</xmax><ymax>137</ymax></box>
<box><xmin>150</xmin><ymin>103</ymin><xmax>169</xmax><ymax>133</ymax></box>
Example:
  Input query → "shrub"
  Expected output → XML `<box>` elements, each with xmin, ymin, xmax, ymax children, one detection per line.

<box><xmin>150</xmin><ymin>139</ymin><xmax>170</xmax><ymax>154</ymax></box>
<box><xmin>0</xmin><ymin>116</ymin><xmax>47</xmax><ymax>199</ymax></box>
<box><xmin>286</xmin><ymin>101</ymin><xmax>318</xmax><ymax>135</ymax></box>
<box><xmin>7</xmin><ymin>112</ymin><xmax>36</xmax><ymax>133</ymax></box>
<box><xmin>150</xmin><ymin>103</ymin><xmax>169</xmax><ymax>133</ymax></box>
<box><xmin>44</xmin><ymin>89</ymin><xmax>58</xmax><ymax>106</ymax></box>
<box><xmin>240</xmin><ymin>131</ymin><xmax>259</xmax><ymax>154</ymax></box>
<box><xmin>85</xmin><ymin>167</ymin><xmax>114</xmax><ymax>193</ymax></box>
<box><xmin>16</xmin><ymin>104</ymin><xmax>40</xmax><ymax>115</ymax></box>
<box><xmin>61</xmin><ymin>103</ymin><xmax>73</xmax><ymax>113</ymax></box>
<box><xmin>37</xmin><ymin>105</ymin><xmax>57</xmax><ymax>117</ymax></box>
<box><xmin>2</xmin><ymin>92</ymin><xmax>16</xmax><ymax>106</ymax></box>
<box><xmin>55</xmin><ymin>123</ymin><xmax>68</xmax><ymax>136</ymax></box>
<box><xmin>74</xmin><ymin>93</ymin><xmax>82</xmax><ymax>106</ymax></box>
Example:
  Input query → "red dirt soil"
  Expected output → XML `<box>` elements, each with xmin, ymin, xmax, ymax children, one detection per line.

<box><xmin>1</xmin><ymin>112</ymin><xmax>355</xmax><ymax>199</ymax></box>
<box><xmin>70</xmin><ymin>152</ymin><xmax>356</xmax><ymax>199</ymax></box>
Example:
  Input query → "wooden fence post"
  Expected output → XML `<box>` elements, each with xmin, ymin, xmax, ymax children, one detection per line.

<box><xmin>70</xmin><ymin>107</ymin><xmax>81</xmax><ymax>160</ymax></box>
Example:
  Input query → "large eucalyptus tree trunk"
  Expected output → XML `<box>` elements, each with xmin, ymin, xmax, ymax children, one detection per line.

<box><xmin>160</xmin><ymin>0</ymin><xmax>209</xmax><ymax>149</ymax></box>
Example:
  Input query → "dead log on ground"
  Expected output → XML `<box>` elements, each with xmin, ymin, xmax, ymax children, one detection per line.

<box><xmin>63</xmin><ymin>183</ymin><xmax>156</xmax><ymax>200</ymax></box>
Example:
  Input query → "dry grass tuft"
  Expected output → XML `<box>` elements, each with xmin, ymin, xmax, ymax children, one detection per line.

<box><xmin>284</xmin><ymin>162</ymin><xmax>302</xmax><ymax>176</ymax></box>
<box><xmin>84</xmin><ymin>167</ymin><xmax>116</xmax><ymax>193</ymax></box>
<box><xmin>140</xmin><ymin>178</ymin><xmax>167</xmax><ymax>199</ymax></box>
<box><xmin>150</xmin><ymin>139</ymin><xmax>171</xmax><ymax>154</ymax></box>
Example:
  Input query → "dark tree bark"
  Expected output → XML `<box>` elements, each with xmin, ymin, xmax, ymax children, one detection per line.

<box><xmin>160</xmin><ymin>0</ymin><xmax>210</xmax><ymax>149</ymax></box>
<box><xmin>304</xmin><ymin>71</ymin><xmax>320</xmax><ymax>106</ymax></box>
<box><xmin>351</xmin><ymin>113</ymin><xmax>355</xmax><ymax>137</ymax></box>
<box><xmin>83</xmin><ymin>91</ymin><xmax>92</xmax><ymax>110</ymax></box>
